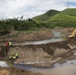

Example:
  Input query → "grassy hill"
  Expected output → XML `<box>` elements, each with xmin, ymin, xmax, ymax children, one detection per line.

<box><xmin>33</xmin><ymin>8</ymin><xmax>76</xmax><ymax>28</ymax></box>
<box><xmin>62</xmin><ymin>8</ymin><xmax>76</xmax><ymax>16</ymax></box>
<box><xmin>44</xmin><ymin>8</ymin><xmax>76</xmax><ymax>28</ymax></box>
<box><xmin>32</xmin><ymin>10</ymin><xmax>60</xmax><ymax>23</ymax></box>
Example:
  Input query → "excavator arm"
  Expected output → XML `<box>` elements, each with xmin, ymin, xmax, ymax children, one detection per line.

<box><xmin>69</xmin><ymin>30</ymin><xmax>76</xmax><ymax>38</ymax></box>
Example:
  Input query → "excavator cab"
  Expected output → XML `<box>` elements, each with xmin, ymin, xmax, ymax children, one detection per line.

<box><xmin>68</xmin><ymin>30</ymin><xmax>76</xmax><ymax>38</ymax></box>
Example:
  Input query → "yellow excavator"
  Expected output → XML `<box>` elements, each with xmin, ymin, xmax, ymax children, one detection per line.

<box><xmin>69</xmin><ymin>30</ymin><xmax>76</xmax><ymax>38</ymax></box>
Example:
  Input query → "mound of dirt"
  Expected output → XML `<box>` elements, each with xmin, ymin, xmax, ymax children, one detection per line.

<box><xmin>12</xmin><ymin>30</ymin><xmax>53</xmax><ymax>42</ymax></box>
<box><xmin>0</xmin><ymin>67</ymin><xmax>44</xmax><ymax>75</ymax></box>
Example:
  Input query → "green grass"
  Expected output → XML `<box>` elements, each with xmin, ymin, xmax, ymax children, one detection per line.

<box><xmin>44</xmin><ymin>8</ymin><xmax>76</xmax><ymax>28</ymax></box>
<box><xmin>62</xmin><ymin>8</ymin><xmax>76</xmax><ymax>16</ymax></box>
<box><xmin>46</xmin><ymin>14</ymin><xmax>76</xmax><ymax>22</ymax></box>
<box><xmin>32</xmin><ymin>10</ymin><xmax>60</xmax><ymax>23</ymax></box>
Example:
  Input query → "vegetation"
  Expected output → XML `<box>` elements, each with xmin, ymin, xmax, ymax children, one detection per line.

<box><xmin>62</xmin><ymin>8</ymin><xmax>76</xmax><ymax>16</ymax></box>
<box><xmin>0</xmin><ymin>18</ymin><xmax>41</xmax><ymax>31</ymax></box>
<box><xmin>32</xmin><ymin>10</ymin><xmax>60</xmax><ymax>23</ymax></box>
<box><xmin>33</xmin><ymin>8</ymin><xmax>76</xmax><ymax>28</ymax></box>
<box><xmin>0</xmin><ymin>8</ymin><xmax>76</xmax><ymax>33</ymax></box>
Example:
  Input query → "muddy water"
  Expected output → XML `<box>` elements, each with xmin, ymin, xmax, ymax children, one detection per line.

<box><xmin>14</xmin><ymin>58</ymin><xmax>76</xmax><ymax>75</ymax></box>
<box><xmin>13</xmin><ymin>31</ymin><xmax>65</xmax><ymax>45</ymax></box>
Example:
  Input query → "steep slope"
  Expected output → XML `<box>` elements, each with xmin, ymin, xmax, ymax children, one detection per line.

<box><xmin>32</xmin><ymin>10</ymin><xmax>60</xmax><ymax>23</ymax></box>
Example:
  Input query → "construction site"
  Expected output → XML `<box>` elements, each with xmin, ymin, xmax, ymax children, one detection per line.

<box><xmin>0</xmin><ymin>28</ymin><xmax>76</xmax><ymax>75</ymax></box>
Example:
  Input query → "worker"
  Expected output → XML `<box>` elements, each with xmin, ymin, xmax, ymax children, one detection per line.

<box><xmin>4</xmin><ymin>40</ymin><xmax>12</xmax><ymax>46</ymax></box>
<box><xmin>9</xmin><ymin>52</ymin><xmax>19</xmax><ymax>61</ymax></box>
<box><xmin>3</xmin><ymin>41</ymin><xmax>9</xmax><ymax>56</ymax></box>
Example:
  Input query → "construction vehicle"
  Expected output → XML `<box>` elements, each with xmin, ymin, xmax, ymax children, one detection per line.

<box><xmin>69</xmin><ymin>30</ymin><xmax>76</xmax><ymax>38</ymax></box>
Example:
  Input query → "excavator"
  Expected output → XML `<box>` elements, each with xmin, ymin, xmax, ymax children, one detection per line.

<box><xmin>69</xmin><ymin>30</ymin><xmax>76</xmax><ymax>38</ymax></box>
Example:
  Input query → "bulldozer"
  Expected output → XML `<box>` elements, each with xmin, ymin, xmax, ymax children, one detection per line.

<box><xmin>69</xmin><ymin>30</ymin><xmax>76</xmax><ymax>38</ymax></box>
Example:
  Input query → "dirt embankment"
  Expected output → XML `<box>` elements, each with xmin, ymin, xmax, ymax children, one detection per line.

<box><xmin>0</xmin><ymin>67</ymin><xmax>44</xmax><ymax>75</ymax></box>
<box><xmin>0</xmin><ymin>30</ymin><xmax>53</xmax><ymax>42</ymax></box>
<box><xmin>0</xmin><ymin>28</ymin><xmax>74</xmax><ymax>42</ymax></box>
<box><xmin>0</xmin><ymin>37</ymin><xmax>75</xmax><ymax>67</ymax></box>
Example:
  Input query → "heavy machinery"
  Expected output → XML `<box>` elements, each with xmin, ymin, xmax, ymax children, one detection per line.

<box><xmin>69</xmin><ymin>30</ymin><xmax>76</xmax><ymax>38</ymax></box>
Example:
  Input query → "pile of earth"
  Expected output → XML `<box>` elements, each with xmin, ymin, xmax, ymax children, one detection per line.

<box><xmin>12</xmin><ymin>30</ymin><xmax>53</xmax><ymax>42</ymax></box>
<box><xmin>0</xmin><ymin>30</ymin><xmax>53</xmax><ymax>42</ymax></box>
<box><xmin>0</xmin><ymin>66</ymin><xmax>44</xmax><ymax>75</ymax></box>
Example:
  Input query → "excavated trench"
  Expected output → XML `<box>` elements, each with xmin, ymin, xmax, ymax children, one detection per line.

<box><xmin>0</xmin><ymin>37</ymin><xmax>76</xmax><ymax>67</ymax></box>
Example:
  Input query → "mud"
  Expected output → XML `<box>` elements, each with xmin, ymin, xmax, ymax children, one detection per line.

<box><xmin>0</xmin><ymin>67</ymin><xmax>44</xmax><ymax>75</ymax></box>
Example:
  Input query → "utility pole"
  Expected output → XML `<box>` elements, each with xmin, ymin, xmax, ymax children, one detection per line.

<box><xmin>67</xmin><ymin>0</ymin><xmax>69</xmax><ymax>8</ymax></box>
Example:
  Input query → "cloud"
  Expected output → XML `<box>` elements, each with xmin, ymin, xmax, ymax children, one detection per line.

<box><xmin>0</xmin><ymin>0</ymin><xmax>76</xmax><ymax>19</ymax></box>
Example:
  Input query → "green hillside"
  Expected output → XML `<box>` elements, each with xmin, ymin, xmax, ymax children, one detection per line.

<box><xmin>62</xmin><ymin>8</ymin><xmax>76</xmax><ymax>16</ymax></box>
<box><xmin>32</xmin><ymin>10</ymin><xmax>60</xmax><ymax>23</ymax></box>
<box><xmin>44</xmin><ymin>8</ymin><xmax>76</xmax><ymax>28</ymax></box>
<box><xmin>46</xmin><ymin>13</ymin><xmax>76</xmax><ymax>22</ymax></box>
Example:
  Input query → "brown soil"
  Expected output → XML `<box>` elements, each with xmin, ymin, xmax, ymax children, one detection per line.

<box><xmin>0</xmin><ymin>30</ymin><xmax>53</xmax><ymax>42</ymax></box>
<box><xmin>0</xmin><ymin>28</ymin><xmax>74</xmax><ymax>42</ymax></box>
<box><xmin>0</xmin><ymin>36</ymin><xmax>75</xmax><ymax>68</ymax></box>
<box><xmin>0</xmin><ymin>67</ymin><xmax>44</xmax><ymax>75</ymax></box>
<box><xmin>0</xmin><ymin>28</ymin><xmax>76</xmax><ymax>75</ymax></box>
<box><xmin>13</xmin><ymin>30</ymin><xmax>53</xmax><ymax>42</ymax></box>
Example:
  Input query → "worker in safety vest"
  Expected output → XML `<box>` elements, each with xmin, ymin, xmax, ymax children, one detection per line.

<box><xmin>9</xmin><ymin>52</ymin><xmax>19</xmax><ymax>61</ymax></box>
<box><xmin>3</xmin><ymin>41</ymin><xmax>11</xmax><ymax>56</ymax></box>
<box><xmin>4</xmin><ymin>40</ymin><xmax>12</xmax><ymax>46</ymax></box>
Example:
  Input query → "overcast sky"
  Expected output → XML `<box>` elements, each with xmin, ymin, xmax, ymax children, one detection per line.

<box><xmin>0</xmin><ymin>0</ymin><xmax>76</xmax><ymax>19</ymax></box>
